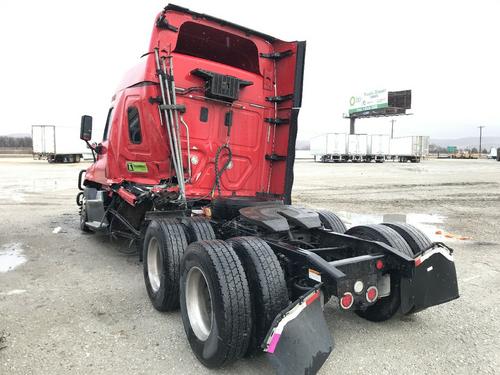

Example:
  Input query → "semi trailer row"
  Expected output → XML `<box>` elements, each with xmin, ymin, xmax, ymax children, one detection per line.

<box><xmin>76</xmin><ymin>5</ymin><xmax>459</xmax><ymax>374</ymax></box>
<box><xmin>311</xmin><ymin>134</ymin><xmax>429</xmax><ymax>163</ymax></box>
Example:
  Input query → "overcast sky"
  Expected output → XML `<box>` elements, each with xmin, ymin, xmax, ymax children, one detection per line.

<box><xmin>0</xmin><ymin>0</ymin><xmax>499</xmax><ymax>141</ymax></box>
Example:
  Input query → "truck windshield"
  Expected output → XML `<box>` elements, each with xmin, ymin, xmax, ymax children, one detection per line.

<box><xmin>174</xmin><ymin>22</ymin><xmax>260</xmax><ymax>74</ymax></box>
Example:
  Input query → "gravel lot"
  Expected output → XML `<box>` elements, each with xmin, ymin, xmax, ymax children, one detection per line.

<box><xmin>0</xmin><ymin>157</ymin><xmax>499</xmax><ymax>374</ymax></box>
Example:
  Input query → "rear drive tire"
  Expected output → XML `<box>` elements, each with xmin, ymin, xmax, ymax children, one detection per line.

<box><xmin>346</xmin><ymin>224</ymin><xmax>413</xmax><ymax>257</ymax></box>
<box><xmin>345</xmin><ymin>224</ymin><xmax>413</xmax><ymax>322</ymax></box>
<box><xmin>180</xmin><ymin>240</ymin><xmax>252</xmax><ymax>368</ymax></box>
<box><xmin>182</xmin><ymin>217</ymin><xmax>216</xmax><ymax>243</ymax></box>
<box><xmin>317</xmin><ymin>210</ymin><xmax>347</xmax><ymax>233</ymax></box>
<box><xmin>143</xmin><ymin>219</ymin><xmax>188</xmax><ymax>311</ymax></box>
<box><xmin>228</xmin><ymin>236</ymin><xmax>289</xmax><ymax>354</ymax></box>
<box><xmin>382</xmin><ymin>223</ymin><xmax>432</xmax><ymax>256</ymax></box>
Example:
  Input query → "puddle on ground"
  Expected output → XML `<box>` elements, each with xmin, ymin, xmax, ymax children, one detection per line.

<box><xmin>337</xmin><ymin>212</ymin><xmax>462</xmax><ymax>242</ymax></box>
<box><xmin>0</xmin><ymin>178</ymin><xmax>61</xmax><ymax>203</ymax></box>
<box><xmin>0</xmin><ymin>289</ymin><xmax>26</xmax><ymax>296</ymax></box>
<box><xmin>0</xmin><ymin>243</ymin><xmax>27</xmax><ymax>272</ymax></box>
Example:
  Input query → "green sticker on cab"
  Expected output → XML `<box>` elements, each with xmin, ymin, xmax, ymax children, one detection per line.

<box><xmin>126</xmin><ymin>161</ymin><xmax>148</xmax><ymax>173</ymax></box>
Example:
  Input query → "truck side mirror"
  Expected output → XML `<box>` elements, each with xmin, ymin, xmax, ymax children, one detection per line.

<box><xmin>80</xmin><ymin>115</ymin><xmax>93</xmax><ymax>141</ymax></box>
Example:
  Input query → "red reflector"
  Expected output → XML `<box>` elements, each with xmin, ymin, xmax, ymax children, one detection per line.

<box><xmin>376</xmin><ymin>260</ymin><xmax>384</xmax><ymax>270</ymax></box>
<box><xmin>366</xmin><ymin>286</ymin><xmax>378</xmax><ymax>303</ymax></box>
<box><xmin>340</xmin><ymin>292</ymin><xmax>354</xmax><ymax>309</ymax></box>
<box><xmin>306</xmin><ymin>291</ymin><xmax>320</xmax><ymax>306</ymax></box>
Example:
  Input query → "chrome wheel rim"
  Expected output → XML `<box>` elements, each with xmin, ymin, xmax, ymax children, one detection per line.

<box><xmin>185</xmin><ymin>267</ymin><xmax>213</xmax><ymax>341</ymax></box>
<box><xmin>147</xmin><ymin>237</ymin><xmax>162</xmax><ymax>293</ymax></box>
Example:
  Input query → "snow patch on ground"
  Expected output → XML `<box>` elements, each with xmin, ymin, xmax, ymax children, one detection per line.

<box><xmin>0</xmin><ymin>243</ymin><xmax>27</xmax><ymax>272</ymax></box>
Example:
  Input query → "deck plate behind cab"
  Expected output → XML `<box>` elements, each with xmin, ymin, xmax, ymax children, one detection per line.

<box><xmin>239</xmin><ymin>205</ymin><xmax>321</xmax><ymax>232</ymax></box>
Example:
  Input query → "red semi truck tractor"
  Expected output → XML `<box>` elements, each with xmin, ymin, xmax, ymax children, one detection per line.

<box><xmin>76</xmin><ymin>5</ymin><xmax>459</xmax><ymax>374</ymax></box>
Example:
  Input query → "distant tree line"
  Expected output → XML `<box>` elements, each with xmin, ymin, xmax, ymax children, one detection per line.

<box><xmin>0</xmin><ymin>136</ymin><xmax>32</xmax><ymax>148</ymax></box>
<box><xmin>429</xmin><ymin>144</ymin><xmax>448</xmax><ymax>153</ymax></box>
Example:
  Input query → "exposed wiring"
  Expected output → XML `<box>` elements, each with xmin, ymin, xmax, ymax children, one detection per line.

<box><xmin>186</xmin><ymin>140</ymin><xmax>233</xmax><ymax>205</ymax></box>
<box><xmin>176</xmin><ymin>87</ymin><xmax>205</xmax><ymax>95</ymax></box>
<box><xmin>212</xmin><ymin>144</ymin><xmax>232</xmax><ymax>197</ymax></box>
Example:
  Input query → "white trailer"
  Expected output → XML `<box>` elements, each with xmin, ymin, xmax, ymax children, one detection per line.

<box><xmin>367</xmin><ymin>134</ymin><xmax>390</xmax><ymax>162</ymax></box>
<box><xmin>32</xmin><ymin>125</ymin><xmax>86</xmax><ymax>163</ymax></box>
<box><xmin>389</xmin><ymin>136</ymin><xmax>429</xmax><ymax>163</ymax></box>
<box><xmin>488</xmin><ymin>147</ymin><xmax>497</xmax><ymax>159</ymax></box>
<box><xmin>310</xmin><ymin>133</ymin><xmax>348</xmax><ymax>162</ymax></box>
<box><xmin>347</xmin><ymin>134</ymin><xmax>368</xmax><ymax>162</ymax></box>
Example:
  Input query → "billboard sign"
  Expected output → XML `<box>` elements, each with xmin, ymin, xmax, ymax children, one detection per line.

<box><xmin>348</xmin><ymin>89</ymin><xmax>388</xmax><ymax>114</ymax></box>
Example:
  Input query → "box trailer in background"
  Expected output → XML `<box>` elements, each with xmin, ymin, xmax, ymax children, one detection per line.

<box><xmin>389</xmin><ymin>136</ymin><xmax>429</xmax><ymax>163</ymax></box>
<box><xmin>488</xmin><ymin>147</ymin><xmax>497</xmax><ymax>159</ymax></box>
<box><xmin>32</xmin><ymin>125</ymin><xmax>85</xmax><ymax>163</ymax></box>
<box><xmin>310</xmin><ymin>133</ymin><xmax>348</xmax><ymax>162</ymax></box>
<box><xmin>347</xmin><ymin>134</ymin><xmax>368</xmax><ymax>162</ymax></box>
<box><xmin>367</xmin><ymin>134</ymin><xmax>390</xmax><ymax>162</ymax></box>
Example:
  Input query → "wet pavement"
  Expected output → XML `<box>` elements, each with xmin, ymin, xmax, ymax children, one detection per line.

<box><xmin>0</xmin><ymin>157</ymin><xmax>499</xmax><ymax>374</ymax></box>
<box><xmin>0</xmin><ymin>243</ymin><xmax>26</xmax><ymax>273</ymax></box>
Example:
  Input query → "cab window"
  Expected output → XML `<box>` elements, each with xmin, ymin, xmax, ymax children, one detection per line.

<box><xmin>103</xmin><ymin>107</ymin><xmax>114</xmax><ymax>141</ymax></box>
<box><xmin>174</xmin><ymin>22</ymin><xmax>260</xmax><ymax>74</ymax></box>
<box><xmin>127</xmin><ymin>106</ymin><xmax>142</xmax><ymax>144</ymax></box>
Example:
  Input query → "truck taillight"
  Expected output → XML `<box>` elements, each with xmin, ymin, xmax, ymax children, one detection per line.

<box><xmin>366</xmin><ymin>286</ymin><xmax>378</xmax><ymax>303</ymax></box>
<box><xmin>376</xmin><ymin>260</ymin><xmax>384</xmax><ymax>270</ymax></box>
<box><xmin>340</xmin><ymin>292</ymin><xmax>354</xmax><ymax>309</ymax></box>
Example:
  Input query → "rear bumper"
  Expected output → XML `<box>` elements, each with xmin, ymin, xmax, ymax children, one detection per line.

<box><xmin>400</xmin><ymin>244</ymin><xmax>459</xmax><ymax>314</ymax></box>
<box><xmin>262</xmin><ymin>243</ymin><xmax>459</xmax><ymax>374</ymax></box>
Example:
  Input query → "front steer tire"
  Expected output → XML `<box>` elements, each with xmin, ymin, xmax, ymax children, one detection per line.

<box><xmin>180</xmin><ymin>240</ymin><xmax>252</xmax><ymax>368</ymax></box>
<box><xmin>143</xmin><ymin>219</ymin><xmax>188</xmax><ymax>311</ymax></box>
<box><xmin>228</xmin><ymin>236</ymin><xmax>289</xmax><ymax>355</ymax></box>
<box><xmin>345</xmin><ymin>224</ymin><xmax>413</xmax><ymax>322</ymax></box>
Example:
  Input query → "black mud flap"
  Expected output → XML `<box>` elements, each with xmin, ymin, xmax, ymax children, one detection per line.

<box><xmin>400</xmin><ymin>243</ymin><xmax>459</xmax><ymax>314</ymax></box>
<box><xmin>262</xmin><ymin>287</ymin><xmax>333</xmax><ymax>375</ymax></box>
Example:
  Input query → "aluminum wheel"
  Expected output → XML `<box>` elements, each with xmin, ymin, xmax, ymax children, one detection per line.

<box><xmin>147</xmin><ymin>237</ymin><xmax>162</xmax><ymax>293</ymax></box>
<box><xmin>185</xmin><ymin>266</ymin><xmax>213</xmax><ymax>341</ymax></box>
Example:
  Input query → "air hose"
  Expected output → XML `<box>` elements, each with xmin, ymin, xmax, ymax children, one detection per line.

<box><xmin>212</xmin><ymin>144</ymin><xmax>232</xmax><ymax>197</ymax></box>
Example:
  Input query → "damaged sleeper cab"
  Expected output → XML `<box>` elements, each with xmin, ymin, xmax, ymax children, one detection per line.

<box><xmin>76</xmin><ymin>4</ymin><xmax>459</xmax><ymax>375</ymax></box>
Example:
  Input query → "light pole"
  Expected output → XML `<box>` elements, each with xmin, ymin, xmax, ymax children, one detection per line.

<box><xmin>478</xmin><ymin>126</ymin><xmax>485</xmax><ymax>158</ymax></box>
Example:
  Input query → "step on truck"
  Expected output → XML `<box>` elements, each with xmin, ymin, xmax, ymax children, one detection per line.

<box><xmin>76</xmin><ymin>5</ymin><xmax>459</xmax><ymax>374</ymax></box>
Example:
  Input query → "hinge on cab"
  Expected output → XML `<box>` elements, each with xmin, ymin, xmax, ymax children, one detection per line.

<box><xmin>265</xmin><ymin>154</ymin><xmax>287</xmax><ymax>161</ymax></box>
<box><xmin>264</xmin><ymin>118</ymin><xmax>289</xmax><ymax>125</ymax></box>
<box><xmin>260</xmin><ymin>50</ymin><xmax>293</xmax><ymax>60</ymax></box>
<box><xmin>266</xmin><ymin>94</ymin><xmax>294</xmax><ymax>103</ymax></box>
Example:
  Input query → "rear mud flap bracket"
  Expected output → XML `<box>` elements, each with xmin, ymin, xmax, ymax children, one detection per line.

<box><xmin>400</xmin><ymin>244</ymin><xmax>459</xmax><ymax>314</ymax></box>
<box><xmin>263</xmin><ymin>286</ymin><xmax>333</xmax><ymax>375</ymax></box>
